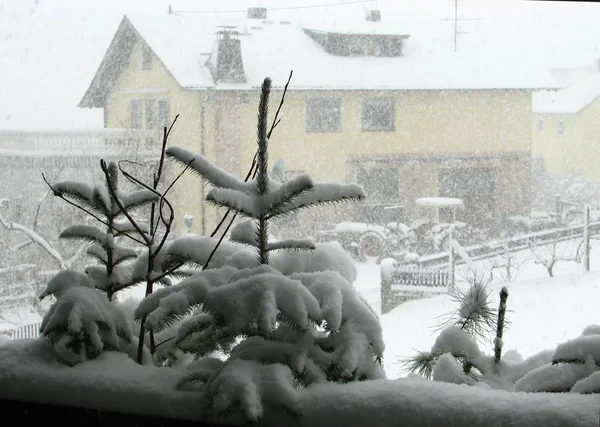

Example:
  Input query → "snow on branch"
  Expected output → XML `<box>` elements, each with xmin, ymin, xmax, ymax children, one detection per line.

<box><xmin>267</xmin><ymin>238</ymin><xmax>316</xmax><ymax>252</ymax></box>
<box><xmin>39</xmin><ymin>270</ymin><xmax>133</xmax><ymax>366</ymax></box>
<box><xmin>275</xmin><ymin>182</ymin><xmax>366</xmax><ymax>217</ymax></box>
<box><xmin>0</xmin><ymin>199</ymin><xmax>69</xmax><ymax>270</ymax></box>
<box><xmin>136</xmin><ymin>264</ymin><xmax>323</xmax><ymax>334</ymax></box>
<box><xmin>166</xmin><ymin>147</ymin><xmax>249</xmax><ymax>193</ymax></box>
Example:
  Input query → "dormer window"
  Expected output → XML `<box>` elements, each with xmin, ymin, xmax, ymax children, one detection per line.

<box><xmin>303</xmin><ymin>29</ymin><xmax>409</xmax><ymax>57</ymax></box>
<box><xmin>141</xmin><ymin>45</ymin><xmax>153</xmax><ymax>70</ymax></box>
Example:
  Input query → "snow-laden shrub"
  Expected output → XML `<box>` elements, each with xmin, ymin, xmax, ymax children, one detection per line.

<box><xmin>134</xmin><ymin>78</ymin><xmax>384</xmax><ymax>423</ymax></box>
<box><xmin>516</xmin><ymin>325</ymin><xmax>600</xmax><ymax>393</ymax></box>
<box><xmin>38</xmin><ymin>270</ymin><xmax>134</xmax><ymax>366</ymax></box>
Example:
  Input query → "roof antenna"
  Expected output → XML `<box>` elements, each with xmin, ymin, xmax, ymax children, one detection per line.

<box><xmin>168</xmin><ymin>4</ymin><xmax>173</xmax><ymax>15</ymax></box>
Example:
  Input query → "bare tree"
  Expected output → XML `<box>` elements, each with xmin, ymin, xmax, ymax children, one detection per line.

<box><xmin>0</xmin><ymin>197</ymin><xmax>86</xmax><ymax>270</ymax></box>
<box><xmin>528</xmin><ymin>233</ymin><xmax>583</xmax><ymax>277</ymax></box>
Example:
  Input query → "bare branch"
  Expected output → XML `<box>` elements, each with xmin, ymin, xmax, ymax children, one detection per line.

<box><xmin>100</xmin><ymin>160</ymin><xmax>152</xmax><ymax>247</ymax></box>
<box><xmin>0</xmin><ymin>199</ymin><xmax>67</xmax><ymax>269</ymax></box>
<box><xmin>267</xmin><ymin>70</ymin><xmax>293</xmax><ymax>139</ymax></box>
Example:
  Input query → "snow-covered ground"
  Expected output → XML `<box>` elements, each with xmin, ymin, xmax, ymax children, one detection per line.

<box><xmin>2</xmin><ymin>238</ymin><xmax>600</xmax><ymax>426</ymax></box>
<box><xmin>352</xmin><ymin>238</ymin><xmax>600</xmax><ymax>379</ymax></box>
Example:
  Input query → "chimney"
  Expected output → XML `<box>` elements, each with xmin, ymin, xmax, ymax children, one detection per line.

<box><xmin>248</xmin><ymin>7</ymin><xmax>267</xmax><ymax>20</ymax></box>
<box><xmin>206</xmin><ymin>27</ymin><xmax>246</xmax><ymax>84</ymax></box>
<box><xmin>365</xmin><ymin>10</ymin><xmax>381</xmax><ymax>22</ymax></box>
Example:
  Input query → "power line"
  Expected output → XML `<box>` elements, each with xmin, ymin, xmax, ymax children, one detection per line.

<box><xmin>173</xmin><ymin>0</ymin><xmax>376</xmax><ymax>14</ymax></box>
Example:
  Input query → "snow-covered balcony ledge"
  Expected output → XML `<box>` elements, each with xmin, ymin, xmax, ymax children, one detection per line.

<box><xmin>0</xmin><ymin>129</ymin><xmax>161</xmax><ymax>158</ymax></box>
<box><xmin>0</xmin><ymin>338</ymin><xmax>598</xmax><ymax>427</ymax></box>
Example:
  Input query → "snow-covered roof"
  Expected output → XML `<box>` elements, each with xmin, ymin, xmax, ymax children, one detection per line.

<box><xmin>533</xmin><ymin>66</ymin><xmax>600</xmax><ymax>115</ymax></box>
<box><xmin>6</xmin><ymin>0</ymin><xmax>600</xmax><ymax>129</ymax></box>
<box><xmin>80</xmin><ymin>12</ymin><xmax>560</xmax><ymax>107</ymax></box>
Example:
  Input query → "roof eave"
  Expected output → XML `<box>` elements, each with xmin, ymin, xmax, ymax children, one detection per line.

<box><xmin>78</xmin><ymin>16</ymin><xmax>137</xmax><ymax>109</ymax></box>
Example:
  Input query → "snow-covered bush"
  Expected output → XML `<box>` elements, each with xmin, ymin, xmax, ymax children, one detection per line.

<box><xmin>515</xmin><ymin>325</ymin><xmax>600</xmax><ymax>393</ymax></box>
<box><xmin>38</xmin><ymin>270</ymin><xmax>134</xmax><ymax>365</ymax></box>
<box><xmin>134</xmin><ymin>78</ymin><xmax>384</xmax><ymax>423</ymax></box>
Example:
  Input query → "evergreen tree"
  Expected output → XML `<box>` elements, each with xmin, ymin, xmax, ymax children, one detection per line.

<box><xmin>45</xmin><ymin>161</ymin><xmax>158</xmax><ymax>301</ymax></box>
<box><xmin>134</xmin><ymin>77</ymin><xmax>385</xmax><ymax>423</ymax></box>
<box><xmin>403</xmin><ymin>278</ymin><xmax>505</xmax><ymax>383</ymax></box>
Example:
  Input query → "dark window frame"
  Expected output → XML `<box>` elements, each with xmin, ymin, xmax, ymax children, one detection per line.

<box><xmin>306</xmin><ymin>97</ymin><xmax>342</xmax><ymax>133</ymax></box>
<box><xmin>557</xmin><ymin>119</ymin><xmax>565</xmax><ymax>136</ymax></box>
<box><xmin>130</xmin><ymin>100</ymin><xmax>142</xmax><ymax>129</ymax></box>
<box><xmin>361</xmin><ymin>97</ymin><xmax>396</xmax><ymax>132</ymax></box>
<box><xmin>141</xmin><ymin>45</ymin><xmax>153</xmax><ymax>70</ymax></box>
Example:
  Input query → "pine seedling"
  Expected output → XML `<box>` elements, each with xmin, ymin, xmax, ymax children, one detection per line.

<box><xmin>133</xmin><ymin>76</ymin><xmax>386</xmax><ymax>422</ymax></box>
<box><xmin>44</xmin><ymin>160</ymin><xmax>158</xmax><ymax>301</ymax></box>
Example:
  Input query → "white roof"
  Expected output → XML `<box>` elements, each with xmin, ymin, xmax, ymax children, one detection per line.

<box><xmin>4</xmin><ymin>0</ymin><xmax>600</xmax><ymax>129</ymax></box>
<box><xmin>127</xmin><ymin>13</ymin><xmax>558</xmax><ymax>91</ymax></box>
<box><xmin>533</xmin><ymin>66</ymin><xmax>600</xmax><ymax>114</ymax></box>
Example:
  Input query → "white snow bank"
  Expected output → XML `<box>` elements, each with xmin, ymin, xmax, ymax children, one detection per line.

<box><xmin>0</xmin><ymin>334</ymin><xmax>11</xmax><ymax>346</ymax></box>
<box><xmin>0</xmin><ymin>339</ymin><xmax>598</xmax><ymax>426</ymax></box>
<box><xmin>514</xmin><ymin>362</ymin><xmax>597</xmax><ymax>393</ymax></box>
<box><xmin>0</xmin><ymin>339</ymin><xmax>207</xmax><ymax>421</ymax></box>
<box><xmin>297</xmin><ymin>376</ymin><xmax>600</xmax><ymax>427</ymax></box>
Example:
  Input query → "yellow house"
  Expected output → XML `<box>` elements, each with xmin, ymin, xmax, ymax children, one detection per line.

<box><xmin>79</xmin><ymin>10</ymin><xmax>557</xmax><ymax>235</ymax></box>
<box><xmin>532</xmin><ymin>63</ymin><xmax>600</xmax><ymax>182</ymax></box>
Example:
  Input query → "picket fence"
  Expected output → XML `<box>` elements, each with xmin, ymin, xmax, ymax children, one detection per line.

<box><xmin>4</xmin><ymin>322</ymin><xmax>42</xmax><ymax>340</ymax></box>
<box><xmin>380</xmin><ymin>263</ymin><xmax>449</xmax><ymax>314</ymax></box>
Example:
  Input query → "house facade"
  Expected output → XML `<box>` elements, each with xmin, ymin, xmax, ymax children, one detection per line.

<box><xmin>532</xmin><ymin>64</ymin><xmax>600</xmax><ymax>182</ymax></box>
<box><xmin>79</xmin><ymin>9</ymin><xmax>556</xmax><ymax>236</ymax></box>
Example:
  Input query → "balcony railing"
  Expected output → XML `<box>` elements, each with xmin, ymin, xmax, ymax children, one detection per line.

<box><xmin>0</xmin><ymin>129</ymin><xmax>162</xmax><ymax>158</ymax></box>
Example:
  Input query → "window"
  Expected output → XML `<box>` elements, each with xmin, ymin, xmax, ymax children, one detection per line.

<box><xmin>357</xmin><ymin>167</ymin><xmax>400</xmax><ymax>201</ymax></box>
<box><xmin>306</xmin><ymin>97</ymin><xmax>342</xmax><ymax>132</ymax></box>
<box><xmin>130</xmin><ymin>100</ymin><xmax>142</xmax><ymax>129</ymax></box>
<box><xmin>158</xmin><ymin>100</ymin><xmax>170</xmax><ymax>129</ymax></box>
<box><xmin>141</xmin><ymin>45</ymin><xmax>153</xmax><ymax>70</ymax></box>
<box><xmin>557</xmin><ymin>120</ymin><xmax>565</xmax><ymax>136</ymax></box>
<box><xmin>130</xmin><ymin>98</ymin><xmax>169</xmax><ymax>130</ymax></box>
<box><xmin>362</xmin><ymin>97</ymin><xmax>395</xmax><ymax>131</ymax></box>
<box><xmin>144</xmin><ymin>99</ymin><xmax>156</xmax><ymax>129</ymax></box>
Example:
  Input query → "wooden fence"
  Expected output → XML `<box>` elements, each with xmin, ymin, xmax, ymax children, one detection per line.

<box><xmin>5</xmin><ymin>322</ymin><xmax>42</xmax><ymax>340</ymax></box>
<box><xmin>381</xmin><ymin>262</ymin><xmax>449</xmax><ymax>314</ymax></box>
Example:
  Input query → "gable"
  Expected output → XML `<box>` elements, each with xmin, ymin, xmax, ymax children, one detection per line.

<box><xmin>78</xmin><ymin>18</ymin><xmax>138</xmax><ymax>108</ymax></box>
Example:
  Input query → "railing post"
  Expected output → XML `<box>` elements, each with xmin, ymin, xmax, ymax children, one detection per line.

<box><xmin>583</xmin><ymin>204</ymin><xmax>590</xmax><ymax>272</ymax></box>
<box><xmin>380</xmin><ymin>258</ymin><xmax>395</xmax><ymax>315</ymax></box>
<box><xmin>448</xmin><ymin>232</ymin><xmax>455</xmax><ymax>293</ymax></box>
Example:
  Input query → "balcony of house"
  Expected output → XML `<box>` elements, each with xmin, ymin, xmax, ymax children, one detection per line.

<box><xmin>0</xmin><ymin>129</ymin><xmax>162</xmax><ymax>168</ymax></box>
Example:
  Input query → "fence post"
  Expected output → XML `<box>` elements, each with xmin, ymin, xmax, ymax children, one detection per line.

<box><xmin>448</xmin><ymin>232</ymin><xmax>455</xmax><ymax>293</ymax></box>
<box><xmin>583</xmin><ymin>204</ymin><xmax>590</xmax><ymax>272</ymax></box>
<box><xmin>380</xmin><ymin>258</ymin><xmax>395</xmax><ymax>315</ymax></box>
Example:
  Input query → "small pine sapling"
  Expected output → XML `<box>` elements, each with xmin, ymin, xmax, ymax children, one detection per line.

<box><xmin>134</xmin><ymin>76</ymin><xmax>386</xmax><ymax>423</ymax></box>
<box><xmin>101</xmin><ymin>116</ymin><xmax>199</xmax><ymax>362</ymax></box>
<box><xmin>43</xmin><ymin>117</ymin><xmax>201</xmax><ymax>365</ymax></box>
<box><xmin>43</xmin><ymin>161</ymin><xmax>159</xmax><ymax>301</ymax></box>
<box><xmin>403</xmin><ymin>275</ymin><xmax>502</xmax><ymax>383</ymax></box>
